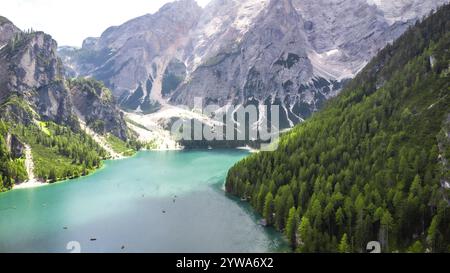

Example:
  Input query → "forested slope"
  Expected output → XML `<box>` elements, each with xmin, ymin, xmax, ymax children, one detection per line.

<box><xmin>226</xmin><ymin>5</ymin><xmax>450</xmax><ymax>253</ymax></box>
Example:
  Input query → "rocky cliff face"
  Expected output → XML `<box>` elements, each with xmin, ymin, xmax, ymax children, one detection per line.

<box><xmin>0</xmin><ymin>16</ymin><xmax>20</xmax><ymax>46</ymax></box>
<box><xmin>68</xmin><ymin>78</ymin><xmax>128</xmax><ymax>140</ymax></box>
<box><xmin>6</xmin><ymin>133</ymin><xmax>25</xmax><ymax>159</ymax></box>
<box><xmin>0</xmin><ymin>30</ymin><xmax>78</xmax><ymax>127</ymax></box>
<box><xmin>0</xmin><ymin>17</ymin><xmax>129</xmax><ymax>140</ymax></box>
<box><xmin>60</xmin><ymin>0</ymin><xmax>448</xmax><ymax>128</ymax></box>
<box><xmin>61</xmin><ymin>0</ymin><xmax>202</xmax><ymax>102</ymax></box>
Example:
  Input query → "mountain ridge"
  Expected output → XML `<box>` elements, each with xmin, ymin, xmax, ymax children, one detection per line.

<box><xmin>60</xmin><ymin>0</ymin><xmax>449</xmax><ymax>129</ymax></box>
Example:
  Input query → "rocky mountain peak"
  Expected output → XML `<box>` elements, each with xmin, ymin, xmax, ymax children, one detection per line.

<box><xmin>62</xmin><ymin>0</ymin><xmax>203</xmax><ymax>105</ymax></box>
<box><xmin>58</xmin><ymin>0</ymin><xmax>449</xmax><ymax>128</ymax></box>
<box><xmin>186</xmin><ymin>0</ymin><xmax>269</xmax><ymax>71</ymax></box>
<box><xmin>96</xmin><ymin>0</ymin><xmax>202</xmax><ymax>51</ymax></box>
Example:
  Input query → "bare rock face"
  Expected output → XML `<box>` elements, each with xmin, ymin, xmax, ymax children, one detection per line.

<box><xmin>0</xmin><ymin>16</ymin><xmax>20</xmax><ymax>46</ymax></box>
<box><xmin>62</xmin><ymin>0</ymin><xmax>202</xmax><ymax>101</ymax></box>
<box><xmin>162</xmin><ymin>58</ymin><xmax>187</xmax><ymax>97</ymax></box>
<box><xmin>5</xmin><ymin>33</ymin><xmax>61</xmax><ymax>91</ymax></box>
<box><xmin>8</xmin><ymin>134</ymin><xmax>25</xmax><ymax>159</ymax></box>
<box><xmin>366</xmin><ymin>0</ymin><xmax>445</xmax><ymax>23</ymax></box>
<box><xmin>0</xmin><ymin>30</ymin><xmax>78</xmax><ymax>128</ymax></box>
<box><xmin>171</xmin><ymin>0</ymin><xmax>312</xmax><ymax>128</ymax></box>
<box><xmin>68</xmin><ymin>78</ymin><xmax>129</xmax><ymax>140</ymax></box>
<box><xmin>171</xmin><ymin>0</ymin><xmax>447</xmax><ymax>128</ymax></box>
<box><xmin>59</xmin><ymin>0</ymin><xmax>448</xmax><ymax>127</ymax></box>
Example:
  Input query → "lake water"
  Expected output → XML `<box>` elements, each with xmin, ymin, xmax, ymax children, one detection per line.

<box><xmin>0</xmin><ymin>150</ymin><xmax>288</xmax><ymax>253</ymax></box>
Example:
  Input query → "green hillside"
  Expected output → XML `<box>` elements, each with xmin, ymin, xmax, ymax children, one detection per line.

<box><xmin>226</xmin><ymin>5</ymin><xmax>450</xmax><ymax>253</ymax></box>
<box><xmin>0</xmin><ymin>98</ymin><xmax>108</xmax><ymax>191</ymax></box>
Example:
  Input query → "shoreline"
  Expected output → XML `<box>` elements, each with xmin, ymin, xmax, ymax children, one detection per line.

<box><xmin>236</xmin><ymin>146</ymin><xmax>259</xmax><ymax>153</ymax></box>
<box><xmin>12</xmin><ymin>179</ymin><xmax>47</xmax><ymax>190</ymax></box>
<box><xmin>10</xmin><ymin>153</ymin><xmax>127</xmax><ymax>191</ymax></box>
<box><xmin>8</xmin><ymin>147</ymin><xmax>252</xmax><ymax>192</ymax></box>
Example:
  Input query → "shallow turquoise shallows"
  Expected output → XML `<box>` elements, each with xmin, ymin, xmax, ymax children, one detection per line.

<box><xmin>0</xmin><ymin>150</ymin><xmax>288</xmax><ymax>253</ymax></box>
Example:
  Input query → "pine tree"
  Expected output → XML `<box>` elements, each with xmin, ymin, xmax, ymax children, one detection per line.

<box><xmin>49</xmin><ymin>168</ymin><xmax>57</xmax><ymax>182</ymax></box>
<box><xmin>263</xmin><ymin>192</ymin><xmax>274</xmax><ymax>225</ymax></box>
<box><xmin>298</xmin><ymin>216</ymin><xmax>312</xmax><ymax>252</ymax></box>
<box><xmin>407</xmin><ymin>241</ymin><xmax>424</xmax><ymax>253</ymax></box>
<box><xmin>338</xmin><ymin>233</ymin><xmax>350</xmax><ymax>253</ymax></box>
<box><xmin>380</xmin><ymin>211</ymin><xmax>394</xmax><ymax>252</ymax></box>
<box><xmin>285</xmin><ymin>207</ymin><xmax>298</xmax><ymax>247</ymax></box>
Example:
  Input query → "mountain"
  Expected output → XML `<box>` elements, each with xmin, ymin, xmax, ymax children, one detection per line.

<box><xmin>0</xmin><ymin>18</ymin><xmax>136</xmax><ymax>191</ymax></box>
<box><xmin>60</xmin><ymin>0</ymin><xmax>448</xmax><ymax>129</ymax></box>
<box><xmin>59</xmin><ymin>0</ymin><xmax>202</xmax><ymax>113</ymax></box>
<box><xmin>0</xmin><ymin>30</ymin><xmax>78</xmax><ymax>127</ymax></box>
<box><xmin>226</xmin><ymin>4</ymin><xmax>450</xmax><ymax>252</ymax></box>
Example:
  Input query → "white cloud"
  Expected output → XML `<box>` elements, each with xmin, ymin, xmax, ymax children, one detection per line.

<box><xmin>0</xmin><ymin>0</ymin><xmax>211</xmax><ymax>47</ymax></box>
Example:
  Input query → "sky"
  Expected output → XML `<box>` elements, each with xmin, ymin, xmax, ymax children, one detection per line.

<box><xmin>0</xmin><ymin>0</ymin><xmax>211</xmax><ymax>47</ymax></box>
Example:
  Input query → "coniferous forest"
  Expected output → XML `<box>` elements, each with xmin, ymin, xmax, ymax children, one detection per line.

<box><xmin>0</xmin><ymin>117</ymin><xmax>107</xmax><ymax>191</ymax></box>
<box><xmin>226</xmin><ymin>5</ymin><xmax>450</xmax><ymax>253</ymax></box>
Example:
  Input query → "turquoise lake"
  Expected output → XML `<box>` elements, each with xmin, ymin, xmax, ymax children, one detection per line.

<box><xmin>0</xmin><ymin>150</ymin><xmax>288</xmax><ymax>253</ymax></box>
